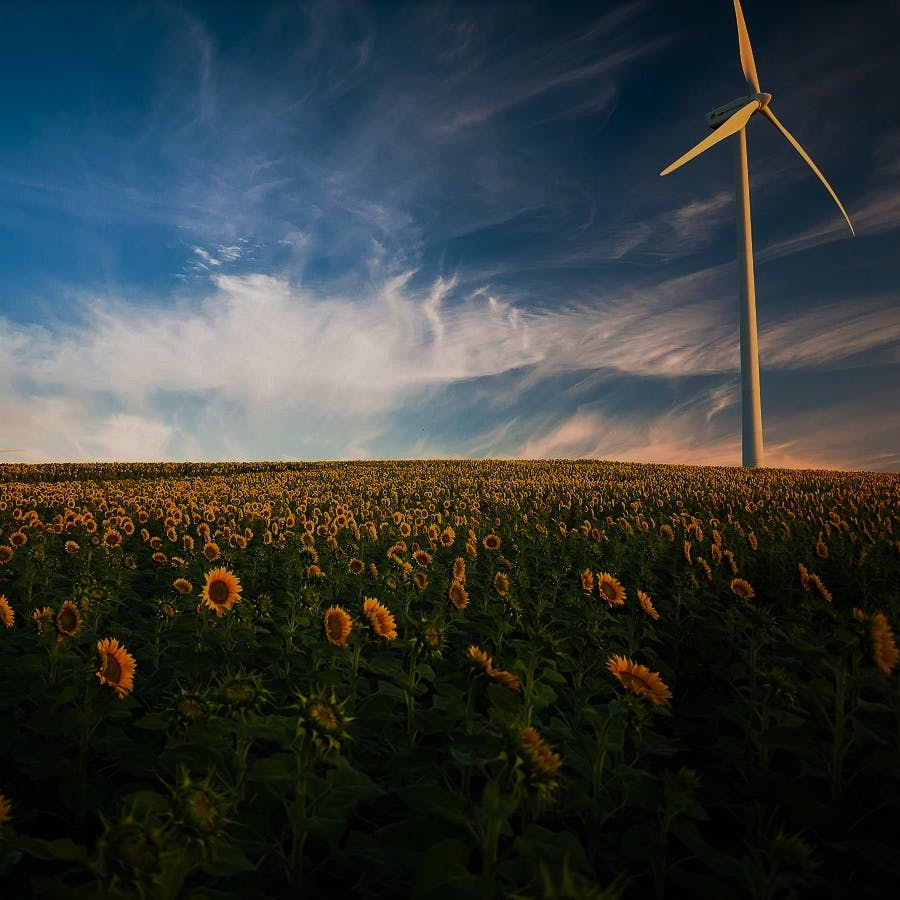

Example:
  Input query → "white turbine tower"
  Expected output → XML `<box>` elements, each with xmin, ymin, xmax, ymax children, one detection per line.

<box><xmin>661</xmin><ymin>0</ymin><xmax>854</xmax><ymax>468</ymax></box>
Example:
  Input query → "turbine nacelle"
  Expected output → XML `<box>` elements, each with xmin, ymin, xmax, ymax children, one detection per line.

<box><xmin>706</xmin><ymin>93</ymin><xmax>771</xmax><ymax>129</ymax></box>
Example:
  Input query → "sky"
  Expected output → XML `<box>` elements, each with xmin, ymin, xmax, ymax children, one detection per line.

<box><xmin>1</xmin><ymin>0</ymin><xmax>898</xmax><ymax>470</ymax></box>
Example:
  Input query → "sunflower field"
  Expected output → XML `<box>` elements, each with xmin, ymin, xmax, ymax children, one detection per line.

<box><xmin>0</xmin><ymin>459</ymin><xmax>898</xmax><ymax>899</ymax></box>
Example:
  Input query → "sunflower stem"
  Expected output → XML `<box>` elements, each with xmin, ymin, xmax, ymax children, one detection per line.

<box><xmin>349</xmin><ymin>636</ymin><xmax>365</xmax><ymax>703</ymax></box>
<box><xmin>289</xmin><ymin>755</ymin><xmax>310</xmax><ymax>886</ymax></box>
<box><xmin>831</xmin><ymin>657</ymin><xmax>849</xmax><ymax>802</ymax></box>
<box><xmin>406</xmin><ymin>646</ymin><xmax>418</xmax><ymax>748</ymax></box>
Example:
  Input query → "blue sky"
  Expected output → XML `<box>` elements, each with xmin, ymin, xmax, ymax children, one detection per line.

<box><xmin>1</xmin><ymin>0</ymin><xmax>898</xmax><ymax>469</ymax></box>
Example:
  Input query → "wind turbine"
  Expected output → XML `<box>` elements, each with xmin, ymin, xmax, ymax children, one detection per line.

<box><xmin>660</xmin><ymin>0</ymin><xmax>854</xmax><ymax>468</ymax></box>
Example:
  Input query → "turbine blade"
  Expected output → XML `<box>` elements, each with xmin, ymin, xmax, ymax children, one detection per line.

<box><xmin>761</xmin><ymin>106</ymin><xmax>855</xmax><ymax>236</ymax></box>
<box><xmin>733</xmin><ymin>0</ymin><xmax>761</xmax><ymax>94</ymax></box>
<box><xmin>660</xmin><ymin>100</ymin><xmax>759</xmax><ymax>176</ymax></box>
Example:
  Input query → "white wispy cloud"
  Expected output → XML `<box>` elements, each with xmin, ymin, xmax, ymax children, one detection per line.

<box><xmin>2</xmin><ymin>268</ymin><xmax>897</xmax><ymax>464</ymax></box>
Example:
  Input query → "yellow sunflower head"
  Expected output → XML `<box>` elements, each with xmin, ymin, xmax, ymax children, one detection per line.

<box><xmin>520</xmin><ymin>725</ymin><xmax>563</xmax><ymax>778</ymax></box>
<box><xmin>202</xmin><ymin>541</ymin><xmax>221</xmax><ymax>562</ymax></box>
<box><xmin>596</xmin><ymin>572</ymin><xmax>626</xmax><ymax>607</ymax></box>
<box><xmin>201</xmin><ymin>567</ymin><xmax>242</xmax><ymax>616</ymax></box>
<box><xmin>323</xmin><ymin>606</ymin><xmax>353</xmax><ymax>647</ymax></box>
<box><xmin>871</xmin><ymin>611</ymin><xmax>899</xmax><ymax>675</ymax></box>
<box><xmin>0</xmin><ymin>595</ymin><xmax>13</xmax><ymax>628</ymax></box>
<box><xmin>637</xmin><ymin>590</ymin><xmax>660</xmax><ymax>620</ymax></box>
<box><xmin>730</xmin><ymin>578</ymin><xmax>755</xmax><ymax>601</ymax></box>
<box><xmin>96</xmin><ymin>637</ymin><xmax>137</xmax><ymax>700</ymax></box>
<box><xmin>607</xmin><ymin>654</ymin><xmax>671</xmax><ymax>706</ymax></box>
<box><xmin>32</xmin><ymin>606</ymin><xmax>53</xmax><ymax>634</ymax></box>
<box><xmin>362</xmin><ymin>597</ymin><xmax>397</xmax><ymax>640</ymax></box>
<box><xmin>448</xmin><ymin>579</ymin><xmax>469</xmax><ymax>610</ymax></box>
<box><xmin>467</xmin><ymin>645</ymin><xmax>493</xmax><ymax>675</ymax></box>
<box><xmin>491</xmin><ymin>667</ymin><xmax>521</xmax><ymax>692</ymax></box>
<box><xmin>55</xmin><ymin>600</ymin><xmax>81</xmax><ymax>637</ymax></box>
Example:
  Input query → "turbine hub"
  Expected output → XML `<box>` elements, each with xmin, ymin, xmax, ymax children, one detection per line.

<box><xmin>754</xmin><ymin>92</ymin><xmax>772</xmax><ymax>110</ymax></box>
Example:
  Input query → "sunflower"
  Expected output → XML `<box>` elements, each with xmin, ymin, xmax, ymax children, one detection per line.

<box><xmin>730</xmin><ymin>578</ymin><xmax>755</xmax><ymax>601</ymax></box>
<box><xmin>323</xmin><ymin>606</ymin><xmax>352</xmax><ymax>647</ymax></box>
<box><xmin>151</xmin><ymin>552</ymin><xmax>168</xmax><ymax>565</ymax></box>
<box><xmin>637</xmin><ymin>590</ymin><xmax>660</xmax><ymax>621</ymax></box>
<box><xmin>295</xmin><ymin>690</ymin><xmax>353</xmax><ymax>754</ymax></box>
<box><xmin>412</xmin><ymin>571</ymin><xmax>428</xmax><ymax>591</ymax></box>
<box><xmin>9</xmin><ymin>531</ymin><xmax>27</xmax><ymax>548</ymax></box>
<box><xmin>200</xmin><ymin>567</ymin><xmax>242</xmax><ymax>616</ymax></box>
<box><xmin>32</xmin><ymin>606</ymin><xmax>53</xmax><ymax>634</ymax></box>
<box><xmin>482</xmin><ymin>533</ymin><xmax>501</xmax><ymax>551</ymax></box>
<box><xmin>815</xmin><ymin>537</ymin><xmax>829</xmax><ymax>559</ymax></box>
<box><xmin>607</xmin><ymin>654</ymin><xmax>672</xmax><ymax>706</ymax></box>
<box><xmin>439</xmin><ymin>526</ymin><xmax>455</xmax><ymax>547</ymax></box>
<box><xmin>448</xmin><ymin>579</ymin><xmax>469</xmax><ymax>610</ymax></box>
<box><xmin>683</xmin><ymin>541</ymin><xmax>693</xmax><ymax>565</ymax></box>
<box><xmin>308</xmin><ymin>701</ymin><xmax>339</xmax><ymax>732</ymax></box>
<box><xmin>452</xmin><ymin>557</ymin><xmax>466</xmax><ymax>582</ymax></box>
<box><xmin>65</xmin><ymin>540</ymin><xmax>79</xmax><ymax>555</ymax></box>
<box><xmin>467</xmin><ymin>645</ymin><xmax>520</xmax><ymax>691</ymax></box>
<box><xmin>580</xmin><ymin>569</ymin><xmax>594</xmax><ymax>593</ymax></box>
<box><xmin>809</xmin><ymin>574</ymin><xmax>832</xmax><ymax>603</ymax></box>
<box><xmin>722</xmin><ymin>549</ymin><xmax>738</xmax><ymax>575</ymax></box>
<box><xmin>596</xmin><ymin>572</ymin><xmax>626</xmax><ymax>607</ymax></box>
<box><xmin>412</xmin><ymin>548</ymin><xmax>432</xmax><ymax>567</ymax></box>
<box><xmin>0</xmin><ymin>546</ymin><xmax>13</xmax><ymax>564</ymax></box>
<box><xmin>177</xmin><ymin>775</ymin><xmax>230</xmax><ymax>838</ymax></box>
<box><xmin>0</xmin><ymin>793</ymin><xmax>11</xmax><ymax>825</ymax></box>
<box><xmin>103</xmin><ymin>529</ymin><xmax>123</xmax><ymax>550</ymax></box>
<box><xmin>871</xmin><ymin>612</ymin><xmax>899</xmax><ymax>675</ymax></box>
<box><xmin>520</xmin><ymin>726</ymin><xmax>563</xmax><ymax>777</ymax></box>
<box><xmin>173</xmin><ymin>578</ymin><xmax>193</xmax><ymax>595</ymax></box>
<box><xmin>362</xmin><ymin>597</ymin><xmax>397</xmax><ymax>640</ymax></box>
<box><xmin>202</xmin><ymin>541</ymin><xmax>221</xmax><ymax>562</ymax></box>
<box><xmin>347</xmin><ymin>557</ymin><xmax>365</xmax><ymax>576</ymax></box>
<box><xmin>467</xmin><ymin>645</ymin><xmax>493</xmax><ymax>674</ymax></box>
<box><xmin>0</xmin><ymin>595</ymin><xmax>13</xmax><ymax>628</ymax></box>
<box><xmin>491</xmin><ymin>668</ymin><xmax>522</xmax><ymax>692</ymax></box>
<box><xmin>798</xmin><ymin>562</ymin><xmax>810</xmax><ymax>590</ymax></box>
<box><xmin>696</xmin><ymin>557</ymin><xmax>713</xmax><ymax>582</ymax></box>
<box><xmin>493</xmin><ymin>572</ymin><xmax>509</xmax><ymax>596</ymax></box>
<box><xmin>55</xmin><ymin>600</ymin><xmax>81</xmax><ymax>637</ymax></box>
<box><xmin>96</xmin><ymin>638</ymin><xmax>137</xmax><ymax>699</ymax></box>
